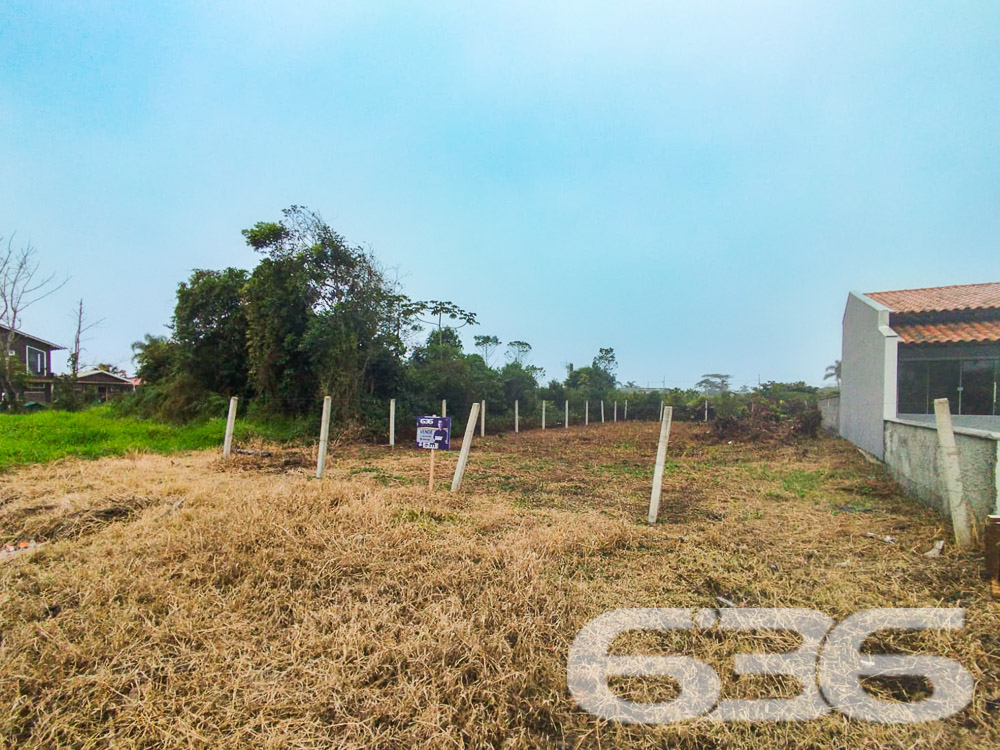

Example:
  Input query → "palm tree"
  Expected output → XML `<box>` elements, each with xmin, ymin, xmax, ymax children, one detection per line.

<box><xmin>824</xmin><ymin>360</ymin><xmax>841</xmax><ymax>387</ymax></box>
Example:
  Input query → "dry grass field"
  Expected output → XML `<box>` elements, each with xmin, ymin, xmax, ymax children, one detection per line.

<box><xmin>1</xmin><ymin>422</ymin><xmax>998</xmax><ymax>748</ymax></box>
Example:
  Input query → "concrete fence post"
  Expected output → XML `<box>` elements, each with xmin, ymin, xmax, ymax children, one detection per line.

<box><xmin>451</xmin><ymin>402</ymin><xmax>481</xmax><ymax>492</ymax></box>
<box><xmin>934</xmin><ymin>398</ymin><xmax>975</xmax><ymax>548</ymax></box>
<box><xmin>648</xmin><ymin>406</ymin><xmax>674</xmax><ymax>524</ymax></box>
<box><xmin>223</xmin><ymin>397</ymin><xmax>238</xmax><ymax>459</ymax></box>
<box><xmin>316</xmin><ymin>395</ymin><xmax>332</xmax><ymax>478</ymax></box>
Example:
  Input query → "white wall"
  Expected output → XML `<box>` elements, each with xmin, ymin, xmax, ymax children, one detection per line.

<box><xmin>839</xmin><ymin>292</ymin><xmax>898</xmax><ymax>458</ymax></box>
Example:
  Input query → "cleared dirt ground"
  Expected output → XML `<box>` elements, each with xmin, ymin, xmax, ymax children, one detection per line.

<box><xmin>1</xmin><ymin>422</ymin><xmax>998</xmax><ymax>748</ymax></box>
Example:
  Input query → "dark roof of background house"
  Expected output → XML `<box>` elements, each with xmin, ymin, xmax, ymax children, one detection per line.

<box><xmin>0</xmin><ymin>324</ymin><xmax>65</xmax><ymax>350</ymax></box>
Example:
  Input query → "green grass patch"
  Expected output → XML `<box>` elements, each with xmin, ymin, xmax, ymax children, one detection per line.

<box><xmin>0</xmin><ymin>406</ymin><xmax>305</xmax><ymax>472</ymax></box>
<box><xmin>779</xmin><ymin>469</ymin><xmax>829</xmax><ymax>498</ymax></box>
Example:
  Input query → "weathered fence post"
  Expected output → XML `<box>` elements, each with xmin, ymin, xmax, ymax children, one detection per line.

<box><xmin>648</xmin><ymin>406</ymin><xmax>674</xmax><ymax>524</ymax></box>
<box><xmin>515</xmin><ymin>400</ymin><xmax>519</xmax><ymax>433</ymax></box>
<box><xmin>601</xmin><ymin>400</ymin><xmax>605</xmax><ymax>423</ymax></box>
<box><xmin>480</xmin><ymin>400</ymin><xmax>486</xmax><ymax>437</ymax></box>
<box><xmin>542</xmin><ymin>400</ymin><xmax>546</xmax><ymax>430</ymax></box>
<box><xmin>223</xmin><ymin>397</ymin><xmax>238</xmax><ymax>459</ymax></box>
<box><xmin>451</xmin><ymin>401</ymin><xmax>482</xmax><ymax>492</ymax></box>
<box><xmin>585</xmin><ymin>401</ymin><xmax>589</xmax><ymax>426</ymax></box>
<box><xmin>934</xmin><ymin>398</ymin><xmax>975</xmax><ymax>548</ymax></box>
<box><xmin>389</xmin><ymin>398</ymin><xmax>396</xmax><ymax>448</ymax></box>
<box><xmin>565</xmin><ymin>400</ymin><xmax>569</xmax><ymax>428</ymax></box>
<box><xmin>614</xmin><ymin>400</ymin><xmax>618</xmax><ymax>422</ymax></box>
<box><xmin>442</xmin><ymin>399</ymin><xmax>447</xmax><ymax>418</ymax></box>
<box><xmin>316</xmin><ymin>395</ymin><xmax>332</xmax><ymax>478</ymax></box>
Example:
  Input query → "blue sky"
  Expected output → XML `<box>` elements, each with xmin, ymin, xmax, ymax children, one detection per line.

<box><xmin>2</xmin><ymin>1</ymin><xmax>998</xmax><ymax>388</ymax></box>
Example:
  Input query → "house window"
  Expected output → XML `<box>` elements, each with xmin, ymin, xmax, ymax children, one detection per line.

<box><xmin>898</xmin><ymin>357</ymin><xmax>998</xmax><ymax>416</ymax></box>
<box><xmin>25</xmin><ymin>346</ymin><xmax>46</xmax><ymax>376</ymax></box>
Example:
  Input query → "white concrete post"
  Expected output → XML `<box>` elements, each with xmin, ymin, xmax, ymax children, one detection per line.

<box><xmin>515</xmin><ymin>400</ymin><xmax>519</xmax><ymax>433</ymax></box>
<box><xmin>624</xmin><ymin>399</ymin><xmax>628</xmax><ymax>421</ymax></box>
<box><xmin>614</xmin><ymin>400</ymin><xmax>618</xmax><ymax>422</ymax></box>
<box><xmin>565</xmin><ymin>400</ymin><xmax>569</xmax><ymax>428</ymax></box>
<box><xmin>704</xmin><ymin>399</ymin><xmax>709</xmax><ymax>422</ymax></box>
<box><xmin>316</xmin><ymin>395</ymin><xmax>332</xmax><ymax>478</ymax></box>
<box><xmin>934</xmin><ymin>398</ymin><xmax>975</xmax><ymax>548</ymax></box>
<box><xmin>222</xmin><ymin>397</ymin><xmax>238</xmax><ymax>459</ymax></box>
<box><xmin>648</xmin><ymin>406</ymin><xmax>674</xmax><ymax>524</ymax></box>
<box><xmin>480</xmin><ymin>400</ymin><xmax>486</xmax><ymax>437</ymax></box>
<box><xmin>389</xmin><ymin>398</ymin><xmax>396</xmax><ymax>447</ymax></box>
<box><xmin>601</xmin><ymin>400</ymin><xmax>605</xmax><ymax>423</ymax></box>
<box><xmin>542</xmin><ymin>400</ymin><xmax>546</xmax><ymax>430</ymax></box>
<box><xmin>451</xmin><ymin>401</ymin><xmax>481</xmax><ymax>492</ymax></box>
<box><xmin>585</xmin><ymin>401</ymin><xmax>589</xmax><ymax>426</ymax></box>
<box><xmin>441</xmin><ymin>399</ymin><xmax>447</xmax><ymax>418</ymax></box>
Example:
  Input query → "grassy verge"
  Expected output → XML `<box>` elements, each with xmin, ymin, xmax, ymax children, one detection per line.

<box><xmin>0</xmin><ymin>406</ymin><xmax>309</xmax><ymax>472</ymax></box>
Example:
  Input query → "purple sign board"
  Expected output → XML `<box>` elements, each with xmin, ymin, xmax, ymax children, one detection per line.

<box><xmin>416</xmin><ymin>416</ymin><xmax>451</xmax><ymax>450</ymax></box>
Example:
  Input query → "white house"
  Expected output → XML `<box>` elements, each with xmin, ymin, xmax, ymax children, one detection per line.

<box><xmin>839</xmin><ymin>282</ymin><xmax>1000</xmax><ymax>521</ymax></box>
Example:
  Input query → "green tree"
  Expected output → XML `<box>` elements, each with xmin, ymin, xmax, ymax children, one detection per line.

<box><xmin>172</xmin><ymin>268</ymin><xmax>250</xmax><ymax>398</ymax></box>
<box><xmin>474</xmin><ymin>334</ymin><xmax>501</xmax><ymax>366</ymax></box>
<box><xmin>696</xmin><ymin>373</ymin><xmax>731</xmax><ymax>395</ymax></box>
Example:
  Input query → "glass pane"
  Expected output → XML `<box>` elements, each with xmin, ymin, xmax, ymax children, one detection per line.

<box><xmin>927</xmin><ymin>360</ymin><xmax>961</xmax><ymax>413</ymax></box>
<box><xmin>961</xmin><ymin>359</ymin><xmax>996</xmax><ymax>415</ymax></box>
<box><xmin>898</xmin><ymin>360</ymin><xmax>928</xmax><ymax>414</ymax></box>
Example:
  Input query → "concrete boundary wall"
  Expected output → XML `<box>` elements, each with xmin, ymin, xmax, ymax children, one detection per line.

<box><xmin>884</xmin><ymin>418</ymin><xmax>1000</xmax><ymax>523</ymax></box>
<box><xmin>818</xmin><ymin>395</ymin><xmax>840</xmax><ymax>434</ymax></box>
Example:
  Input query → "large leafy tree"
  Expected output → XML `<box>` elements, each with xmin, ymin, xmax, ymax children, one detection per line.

<box><xmin>172</xmin><ymin>268</ymin><xmax>249</xmax><ymax>398</ymax></box>
<box><xmin>243</xmin><ymin>205</ymin><xmax>422</xmax><ymax>420</ymax></box>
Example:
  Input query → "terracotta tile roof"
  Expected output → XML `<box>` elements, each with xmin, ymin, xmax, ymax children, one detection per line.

<box><xmin>866</xmin><ymin>282</ymin><xmax>1000</xmax><ymax>313</ymax></box>
<box><xmin>892</xmin><ymin>319</ymin><xmax>1000</xmax><ymax>344</ymax></box>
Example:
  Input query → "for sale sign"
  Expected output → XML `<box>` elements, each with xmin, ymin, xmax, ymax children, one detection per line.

<box><xmin>416</xmin><ymin>416</ymin><xmax>451</xmax><ymax>450</ymax></box>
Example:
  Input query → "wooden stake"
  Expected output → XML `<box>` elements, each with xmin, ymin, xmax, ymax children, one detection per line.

<box><xmin>648</xmin><ymin>406</ymin><xmax>674</xmax><ymax>524</ymax></box>
<box><xmin>515</xmin><ymin>400</ymin><xmax>519</xmax><ymax>433</ymax></box>
<box><xmin>451</xmin><ymin>402</ymin><xmax>481</xmax><ymax>492</ymax></box>
<box><xmin>441</xmin><ymin>399</ymin><xmax>447</xmax><ymax>418</ymax></box>
<box><xmin>428</xmin><ymin>447</ymin><xmax>436</xmax><ymax>492</ymax></box>
<box><xmin>223</xmin><ymin>397</ymin><xmax>238</xmax><ymax>459</ymax></box>
<box><xmin>315</xmin><ymin>395</ymin><xmax>332</xmax><ymax>478</ymax></box>
<box><xmin>934</xmin><ymin>398</ymin><xmax>975</xmax><ymax>547</ymax></box>
<box><xmin>389</xmin><ymin>398</ymin><xmax>396</xmax><ymax>448</ymax></box>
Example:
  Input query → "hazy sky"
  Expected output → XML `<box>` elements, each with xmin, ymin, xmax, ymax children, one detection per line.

<box><xmin>2</xmin><ymin>1</ymin><xmax>998</xmax><ymax>388</ymax></box>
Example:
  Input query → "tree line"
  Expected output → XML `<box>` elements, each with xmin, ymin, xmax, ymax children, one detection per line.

<box><xmin>114</xmin><ymin>206</ymin><xmax>818</xmax><ymax>436</ymax></box>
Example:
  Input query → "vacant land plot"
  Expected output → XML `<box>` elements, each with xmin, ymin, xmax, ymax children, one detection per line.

<box><xmin>1</xmin><ymin>422</ymin><xmax>997</xmax><ymax>748</ymax></box>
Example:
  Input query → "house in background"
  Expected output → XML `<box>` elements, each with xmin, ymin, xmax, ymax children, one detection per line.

<box><xmin>74</xmin><ymin>368</ymin><xmax>136</xmax><ymax>402</ymax></box>
<box><xmin>837</xmin><ymin>282</ymin><xmax>1000</xmax><ymax>523</ymax></box>
<box><xmin>0</xmin><ymin>324</ymin><xmax>65</xmax><ymax>403</ymax></box>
